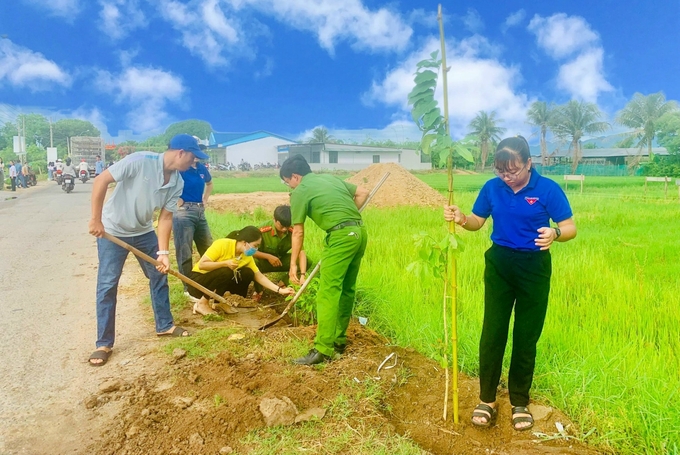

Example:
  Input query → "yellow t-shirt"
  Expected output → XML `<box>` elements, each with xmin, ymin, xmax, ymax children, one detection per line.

<box><xmin>192</xmin><ymin>238</ymin><xmax>260</xmax><ymax>274</ymax></box>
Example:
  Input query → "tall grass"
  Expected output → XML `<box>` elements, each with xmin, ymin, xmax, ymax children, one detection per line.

<box><xmin>208</xmin><ymin>173</ymin><xmax>680</xmax><ymax>455</ymax></box>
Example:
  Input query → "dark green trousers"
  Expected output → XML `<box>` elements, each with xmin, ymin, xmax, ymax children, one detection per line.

<box><xmin>315</xmin><ymin>225</ymin><xmax>367</xmax><ymax>357</ymax></box>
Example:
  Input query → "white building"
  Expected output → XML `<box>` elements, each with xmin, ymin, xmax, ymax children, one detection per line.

<box><xmin>278</xmin><ymin>143</ymin><xmax>431</xmax><ymax>171</ymax></box>
<box><xmin>208</xmin><ymin>131</ymin><xmax>295</xmax><ymax>166</ymax></box>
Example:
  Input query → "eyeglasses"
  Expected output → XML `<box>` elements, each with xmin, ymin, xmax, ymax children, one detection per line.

<box><xmin>246</xmin><ymin>242</ymin><xmax>259</xmax><ymax>251</ymax></box>
<box><xmin>281</xmin><ymin>179</ymin><xmax>290</xmax><ymax>187</ymax></box>
<box><xmin>494</xmin><ymin>164</ymin><xmax>528</xmax><ymax>180</ymax></box>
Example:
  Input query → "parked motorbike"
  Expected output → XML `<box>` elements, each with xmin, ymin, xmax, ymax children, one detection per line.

<box><xmin>62</xmin><ymin>174</ymin><xmax>75</xmax><ymax>193</ymax></box>
<box><xmin>79</xmin><ymin>169</ymin><xmax>89</xmax><ymax>184</ymax></box>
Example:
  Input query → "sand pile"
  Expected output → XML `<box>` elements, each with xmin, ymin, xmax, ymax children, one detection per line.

<box><xmin>346</xmin><ymin>163</ymin><xmax>446</xmax><ymax>208</ymax></box>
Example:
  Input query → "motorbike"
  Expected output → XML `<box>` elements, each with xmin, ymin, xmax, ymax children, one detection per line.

<box><xmin>55</xmin><ymin>169</ymin><xmax>63</xmax><ymax>185</ymax></box>
<box><xmin>61</xmin><ymin>174</ymin><xmax>75</xmax><ymax>193</ymax></box>
<box><xmin>79</xmin><ymin>169</ymin><xmax>89</xmax><ymax>184</ymax></box>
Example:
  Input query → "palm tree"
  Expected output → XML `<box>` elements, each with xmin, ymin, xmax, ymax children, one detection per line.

<box><xmin>526</xmin><ymin>101</ymin><xmax>554</xmax><ymax>166</ymax></box>
<box><xmin>551</xmin><ymin>100</ymin><xmax>610</xmax><ymax>173</ymax></box>
<box><xmin>307</xmin><ymin>126</ymin><xmax>334</xmax><ymax>144</ymax></box>
<box><xmin>615</xmin><ymin>92</ymin><xmax>678</xmax><ymax>160</ymax></box>
<box><xmin>468</xmin><ymin>111</ymin><xmax>506</xmax><ymax>171</ymax></box>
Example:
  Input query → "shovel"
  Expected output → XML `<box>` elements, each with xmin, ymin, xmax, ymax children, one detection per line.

<box><xmin>102</xmin><ymin>232</ymin><xmax>238</xmax><ymax>313</ymax></box>
<box><xmin>259</xmin><ymin>172</ymin><xmax>390</xmax><ymax>330</ymax></box>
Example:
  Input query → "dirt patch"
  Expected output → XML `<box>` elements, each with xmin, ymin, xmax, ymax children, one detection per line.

<box><xmin>88</xmin><ymin>323</ymin><xmax>601</xmax><ymax>455</ymax></box>
<box><xmin>347</xmin><ymin>163</ymin><xmax>447</xmax><ymax>208</ymax></box>
<box><xmin>209</xmin><ymin>192</ymin><xmax>290</xmax><ymax>215</ymax></box>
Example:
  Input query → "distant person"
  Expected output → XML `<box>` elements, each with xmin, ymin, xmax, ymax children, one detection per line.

<box><xmin>62</xmin><ymin>158</ymin><xmax>77</xmax><ymax>177</ymax></box>
<box><xmin>173</xmin><ymin>149</ymin><xmax>214</xmax><ymax>299</ymax></box>
<box><xmin>444</xmin><ymin>136</ymin><xmax>576</xmax><ymax>431</ymax></box>
<box><xmin>87</xmin><ymin>134</ymin><xmax>208</xmax><ymax>366</ymax></box>
<box><xmin>47</xmin><ymin>161</ymin><xmax>54</xmax><ymax>181</ymax></box>
<box><xmin>251</xmin><ymin>205</ymin><xmax>309</xmax><ymax>302</ymax></box>
<box><xmin>9</xmin><ymin>160</ymin><xmax>17</xmax><ymax>191</ymax></box>
<box><xmin>95</xmin><ymin>155</ymin><xmax>104</xmax><ymax>177</ymax></box>
<box><xmin>15</xmin><ymin>160</ymin><xmax>25</xmax><ymax>188</ymax></box>
<box><xmin>187</xmin><ymin>226</ymin><xmax>295</xmax><ymax>315</ymax></box>
<box><xmin>280</xmin><ymin>154</ymin><xmax>369</xmax><ymax>365</ymax></box>
<box><xmin>78</xmin><ymin>159</ymin><xmax>89</xmax><ymax>176</ymax></box>
<box><xmin>0</xmin><ymin>158</ymin><xmax>4</xmax><ymax>190</ymax></box>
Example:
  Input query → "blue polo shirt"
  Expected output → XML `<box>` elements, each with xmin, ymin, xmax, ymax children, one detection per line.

<box><xmin>179</xmin><ymin>162</ymin><xmax>212</xmax><ymax>203</ymax></box>
<box><xmin>472</xmin><ymin>169</ymin><xmax>572</xmax><ymax>251</ymax></box>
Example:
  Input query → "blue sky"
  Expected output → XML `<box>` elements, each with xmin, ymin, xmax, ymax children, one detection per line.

<box><xmin>0</xmin><ymin>0</ymin><xmax>678</xmax><ymax>144</ymax></box>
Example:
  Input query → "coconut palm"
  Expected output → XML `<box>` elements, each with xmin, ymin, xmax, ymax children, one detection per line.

<box><xmin>468</xmin><ymin>111</ymin><xmax>506</xmax><ymax>171</ymax></box>
<box><xmin>526</xmin><ymin>101</ymin><xmax>554</xmax><ymax>166</ymax></box>
<box><xmin>307</xmin><ymin>126</ymin><xmax>334</xmax><ymax>144</ymax></box>
<box><xmin>615</xmin><ymin>92</ymin><xmax>678</xmax><ymax>160</ymax></box>
<box><xmin>551</xmin><ymin>100</ymin><xmax>610</xmax><ymax>173</ymax></box>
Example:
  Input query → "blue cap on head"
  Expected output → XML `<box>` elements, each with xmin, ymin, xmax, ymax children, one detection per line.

<box><xmin>168</xmin><ymin>134</ymin><xmax>209</xmax><ymax>160</ymax></box>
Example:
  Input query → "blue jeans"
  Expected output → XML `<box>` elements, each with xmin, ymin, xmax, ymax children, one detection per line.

<box><xmin>17</xmin><ymin>173</ymin><xmax>26</xmax><ymax>188</ymax></box>
<box><xmin>96</xmin><ymin>231</ymin><xmax>174</xmax><ymax>348</ymax></box>
<box><xmin>172</xmin><ymin>205</ymin><xmax>213</xmax><ymax>291</ymax></box>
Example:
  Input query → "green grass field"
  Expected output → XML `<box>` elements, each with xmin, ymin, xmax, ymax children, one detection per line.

<box><xmin>207</xmin><ymin>172</ymin><xmax>680</xmax><ymax>455</ymax></box>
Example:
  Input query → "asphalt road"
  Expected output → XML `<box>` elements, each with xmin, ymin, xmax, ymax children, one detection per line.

<box><xmin>0</xmin><ymin>180</ymin><xmax>159</xmax><ymax>454</ymax></box>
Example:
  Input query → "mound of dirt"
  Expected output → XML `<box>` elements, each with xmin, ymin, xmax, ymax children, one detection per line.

<box><xmin>209</xmin><ymin>192</ymin><xmax>290</xmax><ymax>215</ymax></box>
<box><xmin>88</xmin><ymin>323</ymin><xmax>600</xmax><ymax>455</ymax></box>
<box><xmin>346</xmin><ymin>163</ymin><xmax>446</xmax><ymax>208</ymax></box>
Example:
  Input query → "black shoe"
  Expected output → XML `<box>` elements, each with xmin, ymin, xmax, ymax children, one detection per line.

<box><xmin>334</xmin><ymin>343</ymin><xmax>346</xmax><ymax>354</ymax></box>
<box><xmin>294</xmin><ymin>349</ymin><xmax>330</xmax><ymax>365</ymax></box>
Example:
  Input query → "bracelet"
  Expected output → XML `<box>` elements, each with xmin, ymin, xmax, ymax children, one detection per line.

<box><xmin>458</xmin><ymin>214</ymin><xmax>468</xmax><ymax>227</ymax></box>
<box><xmin>277</xmin><ymin>286</ymin><xmax>281</xmax><ymax>293</ymax></box>
<box><xmin>157</xmin><ymin>250</ymin><xmax>170</xmax><ymax>255</ymax></box>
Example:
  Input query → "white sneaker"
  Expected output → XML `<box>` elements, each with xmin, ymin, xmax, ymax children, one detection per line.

<box><xmin>184</xmin><ymin>291</ymin><xmax>199</xmax><ymax>303</ymax></box>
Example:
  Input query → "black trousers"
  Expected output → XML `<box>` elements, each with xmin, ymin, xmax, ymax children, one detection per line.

<box><xmin>187</xmin><ymin>267</ymin><xmax>255</xmax><ymax>299</ymax></box>
<box><xmin>479</xmin><ymin>243</ymin><xmax>552</xmax><ymax>406</ymax></box>
<box><xmin>253</xmin><ymin>255</ymin><xmax>291</xmax><ymax>292</ymax></box>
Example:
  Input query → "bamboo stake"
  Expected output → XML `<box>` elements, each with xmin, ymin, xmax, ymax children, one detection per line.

<box><xmin>438</xmin><ymin>3</ymin><xmax>459</xmax><ymax>424</ymax></box>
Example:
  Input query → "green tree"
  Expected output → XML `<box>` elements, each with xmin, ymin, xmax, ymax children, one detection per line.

<box><xmin>551</xmin><ymin>100</ymin><xmax>610</xmax><ymax>173</ymax></box>
<box><xmin>583</xmin><ymin>143</ymin><xmax>599</xmax><ymax>149</ymax></box>
<box><xmin>526</xmin><ymin>101</ymin><xmax>554</xmax><ymax>166</ymax></box>
<box><xmin>53</xmin><ymin>119</ymin><xmax>100</xmax><ymax>156</ymax></box>
<box><xmin>163</xmin><ymin>119</ymin><xmax>212</xmax><ymax>142</ymax></box>
<box><xmin>468</xmin><ymin>110</ymin><xmax>505</xmax><ymax>171</ymax></box>
<box><xmin>307</xmin><ymin>126</ymin><xmax>334</xmax><ymax>144</ymax></box>
<box><xmin>616</xmin><ymin>92</ymin><xmax>678</xmax><ymax>160</ymax></box>
<box><xmin>656</xmin><ymin>111</ymin><xmax>680</xmax><ymax>156</ymax></box>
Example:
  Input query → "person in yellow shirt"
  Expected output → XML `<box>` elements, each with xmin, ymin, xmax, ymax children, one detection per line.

<box><xmin>187</xmin><ymin>225</ymin><xmax>295</xmax><ymax>315</ymax></box>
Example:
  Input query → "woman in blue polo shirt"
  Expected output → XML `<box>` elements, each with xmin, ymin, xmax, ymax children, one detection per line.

<box><xmin>444</xmin><ymin>136</ymin><xmax>576</xmax><ymax>431</ymax></box>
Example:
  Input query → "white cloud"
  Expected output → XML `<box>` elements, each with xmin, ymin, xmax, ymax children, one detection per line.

<box><xmin>22</xmin><ymin>0</ymin><xmax>81</xmax><ymax>18</ymax></box>
<box><xmin>528</xmin><ymin>13</ymin><xmax>612</xmax><ymax>102</ymax></box>
<box><xmin>557</xmin><ymin>48</ymin><xmax>613</xmax><ymax>102</ymax></box>
<box><xmin>0</xmin><ymin>40</ymin><xmax>71</xmax><ymax>90</ymax></box>
<box><xmin>246</xmin><ymin>0</ymin><xmax>412</xmax><ymax>54</ymax></box>
<box><xmin>462</xmin><ymin>8</ymin><xmax>484</xmax><ymax>33</ymax></box>
<box><xmin>96</xmin><ymin>66</ymin><xmax>185</xmax><ymax>132</ymax></box>
<box><xmin>528</xmin><ymin>13</ymin><xmax>598</xmax><ymax>59</ymax></box>
<box><xmin>502</xmin><ymin>9</ymin><xmax>525</xmax><ymax>32</ymax></box>
<box><xmin>98</xmin><ymin>0</ymin><xmax>147</xmax><ymax>40</ymax></box>
<box><xmin>366</xmin><ymin>37</ymin><xmax>534</xmax><ymax>139</ymax></box>
<box><xmin>157</xmin><ymin>0</ymin><xmax>249</xmax><ymax>67</ymax></box>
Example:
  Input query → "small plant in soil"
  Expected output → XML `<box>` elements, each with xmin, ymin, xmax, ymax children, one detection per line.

<box><xmin>287</xmin><ymin>276</ymin><xmax>320</xmax><ymax>326</ymax></box>
<box><xmin>213</xmin><ymin>394</ymin><xmax>225</xmax><ymax>407</ymax></box>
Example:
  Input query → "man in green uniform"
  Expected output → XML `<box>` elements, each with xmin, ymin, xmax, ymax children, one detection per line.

<box><xmin>280</xmin><ymin>155</ymin><xmax>369</xmax><ymax>365</ymax></box>
<box><xmin>251</xmin><ymin>205</ymin><xmax>309</xmax><ymax>301</ymax></box>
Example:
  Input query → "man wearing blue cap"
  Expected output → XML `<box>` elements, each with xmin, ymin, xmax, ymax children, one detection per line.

<box><xmin>87</xmin><ymin>134</ymin><xmax>209</xmax><ymax>366</ymax></box>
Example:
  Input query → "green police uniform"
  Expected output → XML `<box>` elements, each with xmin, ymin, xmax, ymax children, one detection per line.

<box><xmin>253</xmin><ymin>220</ymin><xmax>293</xmax><ymax>292</ymax></box>
<box><xmin>291</xmin><ymin>173</ymin><xmax>368</xmax><ymax>357</ymax></box>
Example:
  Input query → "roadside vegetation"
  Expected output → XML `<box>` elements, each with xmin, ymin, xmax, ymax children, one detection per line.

<box><xmin>203</xmin><ymin>173</ymin><xmax>679</xmax><ymax>455</ymax></box>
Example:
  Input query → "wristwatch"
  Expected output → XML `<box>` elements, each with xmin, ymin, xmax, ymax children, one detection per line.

<box><xmin>553</xmin><ymin>227</ymin><xmax>561</xmax><ymax>240</ymax></box>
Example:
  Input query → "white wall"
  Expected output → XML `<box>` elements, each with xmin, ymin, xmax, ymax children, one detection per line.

<box><xmin>225</xmin><ymin>137</ymin><xmax>293</xmax><ymax>165</ymax></box>
<box><xmin>313</xmin><ymin>149</ymin><xmax>430</xmax><ymax>170</ymax></box>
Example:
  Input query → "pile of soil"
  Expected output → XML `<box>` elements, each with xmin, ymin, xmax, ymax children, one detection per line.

<box><xmin>209</xmin><ymin>192</ymin><xmax>290</xmax><ymax>215</ymax></box>
<box><xmin>88</xmin><ymin>321</ymin><xmax>600</xmax><ymax>455</ymax></box>
<box><xmin>346</xmin><ymin>163</ymin><xmax>446</xmax><ymax>208</ymax></box>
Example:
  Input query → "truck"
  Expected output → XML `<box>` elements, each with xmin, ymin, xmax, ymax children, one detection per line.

<box><xmin>69</xmin><ymin>136</ymin><xmax>105</xmax><ymax>177</ymax></box>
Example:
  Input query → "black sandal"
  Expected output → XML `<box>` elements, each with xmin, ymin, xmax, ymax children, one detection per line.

<box><xmin>88</xmin><ymin>349</ymin><xmax>112</xmax><ymax>367</ymax></box>
<box><xmin>511</xmin><ymin>406</ymin><xmax>534</xmax><ymax>431</ymax></box>
<box><xmin>471</xmin><ymin>403</ymin><xmax>497</xmax><ymax>428</ymax></box>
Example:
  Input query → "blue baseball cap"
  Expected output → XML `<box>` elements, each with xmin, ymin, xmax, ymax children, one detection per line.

<box><xmin>168</xmin><ymin>134</ymin><xmax>209</xmax><ymax>160</ymax></box>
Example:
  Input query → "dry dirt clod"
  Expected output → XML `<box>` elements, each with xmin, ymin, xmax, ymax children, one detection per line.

<box><xmin>188</xmin><ymin>433</ymin><xmax>204</xmax><ymax>447</ymax></box>
<box><xmin>84</xmin><ymin>395</ymin><xmax>99</xmax><ymax>409</ymax></box>
<box><xmin>294</xmin><ymin>407</ymin><xmax>326</xmax><ymax>423</ymax></box>
<box><xmin>259</xmin><ymin>396</ymin><xmax>298</xmax><ymax>427</ymax></box>
<box><xmin>172</xmin><ymin>348</ymin><xmax>187</xmax><ymax>360</ymax></box>
<box><xmin>125</xmin><ymin>425</ymin><xmax>139</xmax><ymax>439</ymax></box>
<box><xmin>171</xmin><ymin>396</ymin><xmax>195</xmax><ymax>409</ymax></box>
<box><xmin>99</xmin><ymin>378</ymin><xmax>124</xmax><ymax>393</ymax></box>
<box><xmin>529</xmin><ymin>404</ymin><xmax>553</xmax><ymax>421</ymax></box>
<box><xmin>219</xmin><ymin>447</ymin><xmax>234</xmax><ymax>454</ymax></box>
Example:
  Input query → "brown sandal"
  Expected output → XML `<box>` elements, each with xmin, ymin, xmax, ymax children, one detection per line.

<box><xmin>471</xmin><ymin>403</ymin><xmax>497</xmax><ymax>428</ymax></box>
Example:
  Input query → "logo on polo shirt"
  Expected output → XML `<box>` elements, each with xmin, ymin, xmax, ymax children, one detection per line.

<box><xmin>199</xmin><ymin>174</ymin><xmax>205</xmax><ymax>179</ymax></box>
<box><xmin>525</xmin><ymin>197</ymin><xmax>539</xmax><ymax>205</ymax></box>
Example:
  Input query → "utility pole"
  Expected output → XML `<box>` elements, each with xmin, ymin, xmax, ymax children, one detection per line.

<box><xmin>22</xmin><ymin>114</ymin><xmax>26</xmax><ymax>160</ymax></box>
<box><xmin>49</xmin><ymin>117</ymin><xmax>53</xmax><ymax>147</ymax></box>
